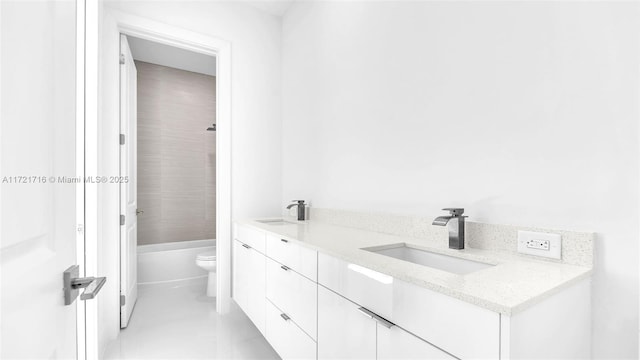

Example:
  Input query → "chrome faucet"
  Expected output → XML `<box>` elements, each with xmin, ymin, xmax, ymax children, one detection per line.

<box><xmin>432</xmin><ymin>208</ymin><xmax>467</xmax><ymax>250</ymax></box>
<box><xmin>286</xmin><ymin>200</ymin><xmax>306</xmax><ymax>221</ymax></box>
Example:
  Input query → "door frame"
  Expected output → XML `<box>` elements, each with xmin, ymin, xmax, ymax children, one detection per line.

<box><xmin>111</xmin><ymin>10</ymin><xmax>233</xmax><ymax>314</ymax></box>
<box><xmin>76</xmin><ymin>0</ymin><xmax>87</xmax><ymax>359</ymax></box>
<box><xmin>113</xmin><ymin>9</ymin><xmax>233</xmax><ymax>312</ymax></box>
<box><xmin>86</xmin><ymin>7</ymin><xmax>233</xmax><ymax>357</ymax></box>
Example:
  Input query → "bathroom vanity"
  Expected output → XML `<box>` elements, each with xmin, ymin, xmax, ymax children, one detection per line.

<box><xmin>232</xmin><ymin>217</ymin><xmax>593</xmax><ymax>360</ymax></box>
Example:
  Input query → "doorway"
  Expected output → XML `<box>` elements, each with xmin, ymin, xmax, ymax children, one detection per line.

<box><xmin>91</xmin><ymin>9</ymin><xmax>234</xmax><ymax>359</ymax></box>
<box><xmin>118</xmin><ymin>34</ymin><xmax>219</xmax><ymax>329</ymax></box>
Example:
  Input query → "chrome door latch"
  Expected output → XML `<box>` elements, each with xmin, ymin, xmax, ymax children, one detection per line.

<box><xmin>63</xmin><ymin>265</ymin><xmax>107</xmax><ymax>306</ymax></box>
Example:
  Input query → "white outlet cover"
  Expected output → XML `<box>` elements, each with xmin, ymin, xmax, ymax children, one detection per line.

<box><xmin>517</xmin><ymin>230</ymin><xmax>561</xmax><ymax>260</ymax></box>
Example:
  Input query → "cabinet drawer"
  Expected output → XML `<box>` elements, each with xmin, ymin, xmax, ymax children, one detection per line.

<box><xmin>236</xmin><ymin>225</ymin><xmax>266</xmax><ymax>254</ymax></box>
<box><xmin>266</xmin><ymin>234</ymin><xmax>317</xmax><ymax>280</ymax></box>
<box><xmin>265</xmin><ymin>299</ymin><xmax>316</xmax><ymax>360</ymax></box>
<box><xmin>266</xmin><ymin>257</ymin><xmax>317</xmax><ymax>339</ymax></box>
<box><xmin>392</xmin><ymin>279</ymin><xmax>499</xmax><ymax>359</ymax></box>
<box><xmin>317</xmin><ymin>252</ymin><xmax>392</xmax><ymax>319</ymax></box>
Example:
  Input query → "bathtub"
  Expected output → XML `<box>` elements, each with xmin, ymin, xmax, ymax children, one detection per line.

<box><xmin>137</xmin><ymin>239</ymin><xmax>215</xmax><ymax>285</ymax></box>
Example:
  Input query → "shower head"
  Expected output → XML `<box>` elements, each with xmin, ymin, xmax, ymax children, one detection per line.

<box><xmin>206</xmin><ymin>124</ymin><xmax>216</xmax><ymax>131</ymax></box>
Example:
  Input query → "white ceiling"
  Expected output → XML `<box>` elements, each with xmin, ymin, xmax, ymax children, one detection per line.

<box><xmin>245</xmin><ymin>0</ymin><xmax>295</xmax><ymax>17</ymax></box>
<box><xmin>127</xmin><ymin>36</ymin><xmax>216</xmax><ymax>76</ymax></box>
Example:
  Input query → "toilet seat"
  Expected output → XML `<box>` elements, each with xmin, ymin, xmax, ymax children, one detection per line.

<box><xmin>197</xmin><ymin>250</ymin><xmax>216</xmax><ymax>261</ymax></box>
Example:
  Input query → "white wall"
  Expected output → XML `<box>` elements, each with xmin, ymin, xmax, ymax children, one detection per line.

<box><xmin>282</xmin><ymin>2</ymin><xmax>639</xmax><ymax>358</ymax></box>
<box><xmin>98</xmin><ymin>0</ymin><xmax>282</xmax><ymax>355</ymax></box>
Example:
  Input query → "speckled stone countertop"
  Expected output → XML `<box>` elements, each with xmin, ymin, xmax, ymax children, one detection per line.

<box><xmin>236</xmin><ymin>218</ymin><xmax>593</xmax><ymax>316</ymax></box>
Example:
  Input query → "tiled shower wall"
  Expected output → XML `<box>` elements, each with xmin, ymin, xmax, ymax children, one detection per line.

<box><xmin>136</xmin><ymin>61</ymin><xmax>216</xmax><ymax>245</ymax></box>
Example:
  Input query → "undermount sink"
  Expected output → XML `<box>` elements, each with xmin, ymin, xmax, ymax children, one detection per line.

<box><xmin>255</xmin><ymin>219</ymin><xmax>298</xmax><ymax>226</ymax></box>
<box><xmin>363</xmin><ymin>244</ymin><xmax>494</xmax><ymax>275</ymax></box>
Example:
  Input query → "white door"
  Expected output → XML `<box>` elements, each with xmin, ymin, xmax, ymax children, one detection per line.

<box><xmin>119</xmin><ymin>34</ymin><xmax>138</xmax><ymax>328</ymax></box>
<box><xmin>1</xmin><ymin>0</ymin><xmax>84</xmax><ymax>358</ymax></box>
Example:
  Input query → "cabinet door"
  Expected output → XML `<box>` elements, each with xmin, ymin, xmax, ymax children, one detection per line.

<box><xmin>247</xmin><ymin>245</ymin><xmax>266</xmax><ymax>335</ymax></box>
<box><xmin>233</xmin><ymin>239</ymin><xmax>249</xmax><ymax>312</ymax></box>
<box><xmin>377</xmin><ymin>324</ymin><xmax>455</xmax><ymax>360</ymax></box>
<box><xmin>317</xmin><ymin>286</ymin><xmax>376</xmax><ymax>359</ymax></box>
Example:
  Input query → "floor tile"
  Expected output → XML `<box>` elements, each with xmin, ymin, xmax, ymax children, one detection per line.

<box><xmin>104</xmin><ymin>279</ymin><xmax>279</xmax><ymax>360</ymax></box>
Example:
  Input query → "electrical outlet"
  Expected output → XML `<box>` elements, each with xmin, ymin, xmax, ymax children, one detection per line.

<box><xmin>526</xmin><ymin>239</ymin><xmax>550</xmax><ymax>250</ymax></box>
<box><xmin>517</xmin><ymin>231</ymin><xmax>561</xmax><ymax>259</ymax></box>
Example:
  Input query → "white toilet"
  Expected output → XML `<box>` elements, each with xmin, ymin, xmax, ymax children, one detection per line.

<box><xmin>195</xmin><ymin>249</ymin><xmax>217</xmax><ymax>297</ymax></box>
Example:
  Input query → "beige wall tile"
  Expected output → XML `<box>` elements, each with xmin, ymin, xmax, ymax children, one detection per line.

<box><xmin>136</xmin><ymin>61</ymin><xmax>216</xmax><ymax>245</ymax></box>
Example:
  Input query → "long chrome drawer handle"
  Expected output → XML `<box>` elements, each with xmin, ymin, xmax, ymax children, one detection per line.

<box><xmin>242</xmin><ymin>243</ymin><xmax>250</xmax><ymax>249</ymax></box>
<box><xmin>357</xmin><ymin>307</ymin><xmax>395</xmax><ymax>329</ymax></box>
<box><xmin>280</xmin><ymin>313</ymin><xmax>290</xmax><ymax>321</ymax></box>
<box><xmin>280</xmin><ymin>239</ymin><xmax>288</xmax><ymax>243</ymax></box>
<box><xmin>280</xmin><ymin>265</ymin><xmax>290</xmax><ymax>271</ymax></box>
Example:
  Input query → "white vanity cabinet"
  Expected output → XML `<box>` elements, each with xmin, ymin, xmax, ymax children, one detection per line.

<box><xmin>233</xmin><ymin>222</ymin><xmax>591</xmax><ymax>360</ymax></box>
<box><xmin>232</xmin><ymin>238</ymin><xmax>266</xmax><ymax>335</ymax></box>
<box><xmin>317</xmin><ymin>252</ymin><xmax>591</xmax><ymax>360</ymax></box>
<box><xmin>318</xmin><ymin>252</ymin><xmax>499</xmax><ymax>359</ymax></box>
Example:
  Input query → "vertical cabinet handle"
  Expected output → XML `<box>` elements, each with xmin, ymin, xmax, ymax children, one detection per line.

<box><xmin>356</xmin><ymin>307</ymin><xmax>395</xmax><ymax>329</ymax></box>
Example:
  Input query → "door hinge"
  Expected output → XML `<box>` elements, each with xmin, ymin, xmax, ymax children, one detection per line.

<box><xmin>120</xmin><ymin>294</ymin><xmax>126</xmax><ymax>306</ymax></box>
<box><xmin>120</xmin><ymin>215</ymin><xmax>125</xmax><ymax>226</ymax></box>
<box><xmin>120</xmin><ymin>134</ymin><xmax>125</xmax><ymax>145</ymax></box>
<box><xmin>120</xmin><ymin>54</ymin><xmax>125</xmax><ymax>65</ymax></box>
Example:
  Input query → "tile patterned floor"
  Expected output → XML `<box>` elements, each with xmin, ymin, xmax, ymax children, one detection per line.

<box><xmin>104</xmin><ymin>279</ymin><xmax>279</xmax><ymax>360</ymax></box>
